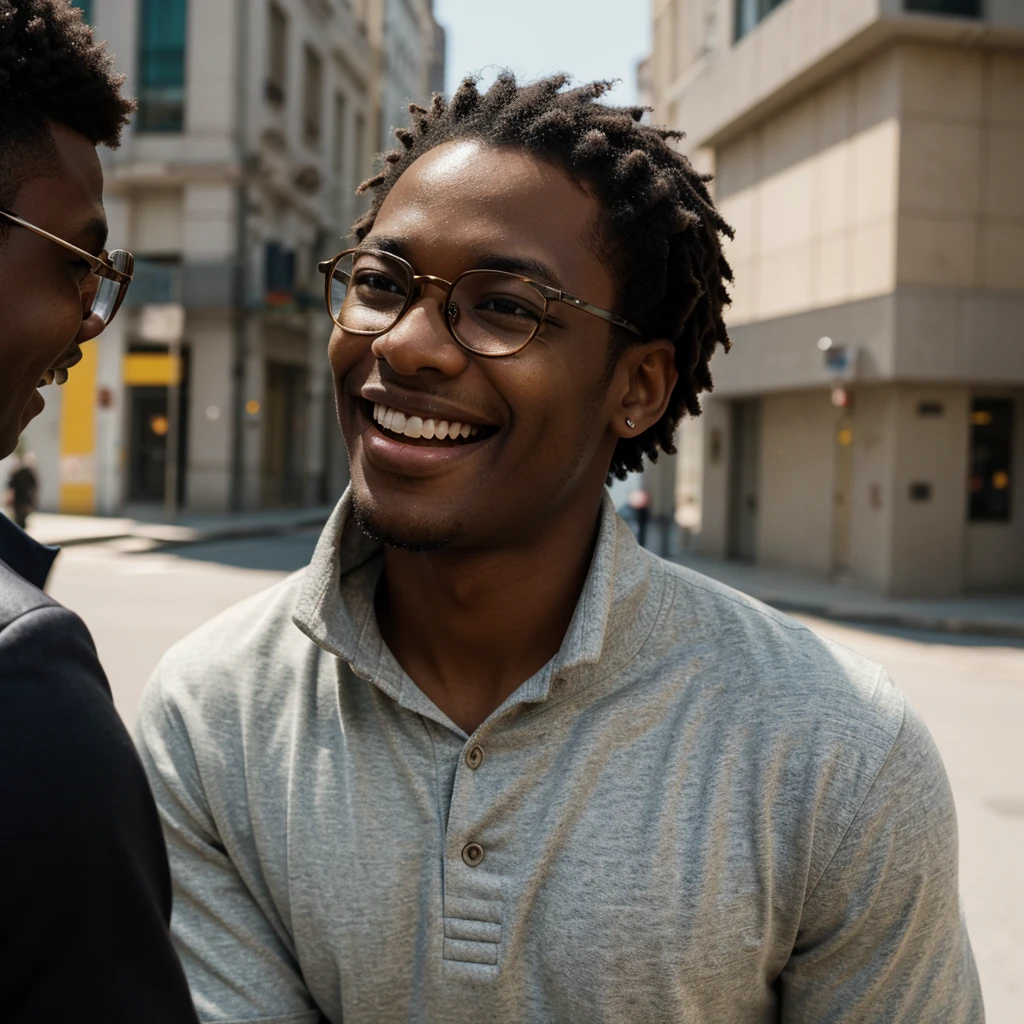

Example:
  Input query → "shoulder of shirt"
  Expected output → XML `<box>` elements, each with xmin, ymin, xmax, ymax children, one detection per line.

<box><xmin>644</xmin><ymin>553</ymin><xmax>904</xmax><ymax>745</ymax></box>
<box><xmin>147</xmin><ymin>568</ymin><xmax>313</xmax><ymax>710</ymax></box>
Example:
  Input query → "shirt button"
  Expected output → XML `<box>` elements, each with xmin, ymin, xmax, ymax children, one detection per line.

<box><xmin>462</xmin><ymin>842</ymin><xmax>485</xmax><ymax>867</ymax></box>
<box><xmin>465</xmin><ymin>745</ymin><xmax>485</xmax><ymax>770</ymax></box>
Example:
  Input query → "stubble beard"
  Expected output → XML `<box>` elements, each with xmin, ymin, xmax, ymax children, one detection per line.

<box><xmin>351</xmin><ymin>491</ymin><xmax>462</xmax><ymax>553</ymax></box>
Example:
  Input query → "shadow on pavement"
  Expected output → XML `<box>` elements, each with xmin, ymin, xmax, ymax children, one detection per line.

<box><xmin>160</xmin><ymin>531</ymin><xmax>321</xmax><ymax>573</ymax></box>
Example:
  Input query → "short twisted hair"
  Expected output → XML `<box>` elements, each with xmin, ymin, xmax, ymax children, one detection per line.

<box><xmin>0</xmin><ymin>0</ymin><xmax>134</xmax><ymax>212</ymax></box>
<box><xmin>354</xmin><ymin>72</ymin><xmax>733</xmax><ymax>480</ymax></box>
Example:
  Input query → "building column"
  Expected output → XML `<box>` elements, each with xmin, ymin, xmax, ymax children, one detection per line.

<box><xmin>239</xmin><ymin>317</ymin><xmax>265</xmax><ymax>509</ymax></box>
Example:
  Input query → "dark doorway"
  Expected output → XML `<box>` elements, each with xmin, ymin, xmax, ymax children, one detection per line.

<box><xmin>127</xmin><ymin>387</ymin><xmax>168</xmax><ymax>502</ymax></box>
<box><xmin>262</xmin><ymin>361</ymin><xmax>309</xmax><ymax>507</ymax></box>
<box><xmin>125</xmin><ymin>349</ymin><xmax>189</xmax><ymax>505</ymax></box>
<box><xmin>728</xmin><ymin>399</ymin><xmax>761</xmax><ymax>561</ymax></box>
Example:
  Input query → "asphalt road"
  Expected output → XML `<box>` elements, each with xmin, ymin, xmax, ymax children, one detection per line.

<box><xmin>46</xmin><ymin>534</ymin><xmax>1023</xmax><ymax>1022</ymax></box>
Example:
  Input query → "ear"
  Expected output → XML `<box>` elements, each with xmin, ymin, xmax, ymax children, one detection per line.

<box><xmin>609</xmin><ymin>339</ymin><xmax>678</xmax><ymax>439</ymax></box>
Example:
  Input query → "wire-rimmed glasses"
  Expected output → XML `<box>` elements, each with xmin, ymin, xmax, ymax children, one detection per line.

<box><xmin>317</xmin><ymin>247</ymin><xmax>641</xmax><ymax>357</ymax></box>
<box><xmin>0</xmin><ymin>207</ymin><xmax>134</xmax><ymax>325</ymax></box>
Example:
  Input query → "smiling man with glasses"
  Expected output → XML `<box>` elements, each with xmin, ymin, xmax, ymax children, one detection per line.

<box><xmin>139</xmin><ymin>74</ymin><xmax>980</xmax><ymax>1023</ymax></box>
<box><xmin>0</xmin><ymin>3</ymin><xmax>196</xmax><ymax>1021</ymax></box>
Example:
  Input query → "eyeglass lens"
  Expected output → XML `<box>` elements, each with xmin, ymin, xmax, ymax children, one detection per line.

<box><xmin>330</xmin><ymin>250</ymin><xmax>545</xmax><ymax>356</ymax></box>
<box><xmin>91</xmin><ymin>250</ymin><xmax>133</xmax><ymax>324</ymax></box>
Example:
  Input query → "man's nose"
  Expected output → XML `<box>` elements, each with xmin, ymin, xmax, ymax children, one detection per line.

<box><xmin>370</xmin><ymin>286</ymin><xmax>468</xmax><ymax>378</ymax></box>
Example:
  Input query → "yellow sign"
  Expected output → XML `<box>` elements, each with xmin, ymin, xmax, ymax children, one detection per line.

<box><xmin>123</xmin><ymin>352</ymin><xmax>182</xmax><ymax>387</ymax></box>
<box><xmin>58</xmin><ymin>342</ymin><xmax>98</xmax><ymax>513</ymax></box>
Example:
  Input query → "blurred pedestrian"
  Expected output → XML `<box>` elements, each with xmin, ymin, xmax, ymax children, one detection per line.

<box><xmin>138</xmin><ymin>72</ymin><xmax>981</xmax><ymax>1023</ymax></box>
<box><xmin>5</xmin><ymin>452</ymin><xmax>38</xmax><ymax>528</ymax></box>
<box><xmin>0</xmin><ymin>3</ymin><xmax>198</xmax><ymax>1021</ymax></box>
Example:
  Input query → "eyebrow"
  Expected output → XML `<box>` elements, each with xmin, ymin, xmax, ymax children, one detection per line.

<box><xmin>359</xmin><ymin>236</ymin><xmax>565</xmax><ymax>289</ymax></box>
<box><xmin>71</xmin><ymin>216</ymin><xmax>109</xmax><ymax>256</ymax></box>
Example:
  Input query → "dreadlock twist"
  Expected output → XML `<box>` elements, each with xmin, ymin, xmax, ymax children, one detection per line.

<box><xmin>355</xmin><ymin>72</ymin><xmax>733</xmax><ymax>480</ymax></box>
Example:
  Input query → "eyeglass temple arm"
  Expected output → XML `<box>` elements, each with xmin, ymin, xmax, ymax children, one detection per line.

<box><xmin>554</xmin><ymin>289</ymin><xmax>642</xmax><ymax>336</ymax></box>
<box><xmin>0</xmin><ymin>208</ymin><xmax>131</xmax><ymax>284</ymax></box>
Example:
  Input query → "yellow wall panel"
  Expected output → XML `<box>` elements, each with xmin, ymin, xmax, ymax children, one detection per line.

<box><xmin>58</xmin><ymin>340</ymin><xmax>98</xmax><ymax>513</ymax></box>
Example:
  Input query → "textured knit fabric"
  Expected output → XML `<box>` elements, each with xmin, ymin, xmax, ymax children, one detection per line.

<box><xmin>136</xmin><ymin>491</ymin><xmax>983</xmax><ymax>1024</ymax></box>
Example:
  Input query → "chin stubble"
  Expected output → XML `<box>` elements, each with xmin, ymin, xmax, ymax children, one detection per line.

<box><xmin>351</xmin><ymin>494</ymin><xmax>461</xmax><ymax>553</ymax></box>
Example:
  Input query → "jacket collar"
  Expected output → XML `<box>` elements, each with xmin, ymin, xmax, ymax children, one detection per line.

<box><xmin>293</xmin><ymin>489</ymin><xmax>665</xmax><ymax>735</ymax></box>
<box><xmin>0</xmin><ymin>514</ymin><xmax>59</xmax><ymax>591</ymax></box>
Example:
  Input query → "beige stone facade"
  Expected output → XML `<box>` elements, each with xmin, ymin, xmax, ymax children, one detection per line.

<box><xmin>651</xmin><ymin>0</ymin><xmax>1024</xmax><ymax>596</ymax></box>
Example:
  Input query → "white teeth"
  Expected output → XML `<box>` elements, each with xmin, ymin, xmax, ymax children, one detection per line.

<box><xmin>371</xmin><ymin>402</ymin><xmax>486</xmax><ymax>442</ymax></box>
<box><xmin>53</xmin><ymin>368</ymin><xmax>69</xmax><ymax>386</ymax></box>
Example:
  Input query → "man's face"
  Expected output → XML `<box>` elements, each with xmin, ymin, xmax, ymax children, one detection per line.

<box><xmin>0</xmin><ymin>123</ymin><xmax>108</xmax><ymax>459</ymax></box>
<box><xmin>329</xmin><ymin>140</ymin><xmax>626</xmax><ymax>550</ymax></box>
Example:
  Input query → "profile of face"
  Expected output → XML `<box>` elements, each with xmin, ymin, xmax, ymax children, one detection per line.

<box><xmin>329</xmin><ymin>140</ymin><xmax>674</xmax><ymax>552</ymax></box>
<box><xmin>0</xmin><ymin>123</ymin><xmax>108</xmax><ymax>459</ymax></box>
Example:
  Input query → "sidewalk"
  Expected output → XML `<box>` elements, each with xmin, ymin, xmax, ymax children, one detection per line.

<box><xmin>15</xmin><ymin>506</ymin><xmax>336</xmax><ymax>548</ymax></box>
<box><xmin>671</xmin><ymin>551</ymin><xmax>1024</xmax><ymax>640</ymax></box>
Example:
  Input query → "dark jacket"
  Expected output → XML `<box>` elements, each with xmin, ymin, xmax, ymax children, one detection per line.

<box><xmin>0</xmin><ymin>515</ymin><xmax>199</xmax><ymax>1022</ymax></box>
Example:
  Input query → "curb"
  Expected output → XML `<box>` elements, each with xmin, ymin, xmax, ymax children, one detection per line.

<box><xmin>42</xmin><ymin>514</ymin><xmax>332</xmax><ymax>550</ymax></box>
<box><xmin>754</xmin><ymin>594</ymin><xmax>1024</xmax><ymax>641</ymax></box>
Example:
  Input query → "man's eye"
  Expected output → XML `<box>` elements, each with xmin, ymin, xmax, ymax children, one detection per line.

<box><xmin>355</xmin><ymin>272</ymin><xmax>404</xmax><ymax>295</ymax></box>
<box><xmin>478</xmin><ymin>296</ymin><xmax>540</xmax><ymax>319</ymax></box>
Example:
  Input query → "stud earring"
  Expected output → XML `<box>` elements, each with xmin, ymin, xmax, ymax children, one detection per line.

<box><xmin>625</xmin><ymin>418</ymin><xmax>635</xmax><ymax>430</ymax></box>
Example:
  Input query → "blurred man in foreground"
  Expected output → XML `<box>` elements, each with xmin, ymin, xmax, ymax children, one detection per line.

<box><xmin>0</xmin><ymin>3</ymin><xmax>198</xmax><ymax>1020</ymax></box>
<box><xmin>139</xmin><ymin>73</ymin><xmax>982</xmax><ymax>1022</ymax></box>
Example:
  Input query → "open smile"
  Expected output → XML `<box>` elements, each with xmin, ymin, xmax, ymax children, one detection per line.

<box><xmin>368</xmin><ymin>401</ymin><xmax>488</xmax><ymax>446</ymax></box>
<box><xmin>357</xmin><ymin>398</ymin><xmax>499</xmax><ymax>474</ymax></box>
<box><xmin>37</xmin><ymin>346</ymin><xmax>83</xmax><ymax>388</ymax></box>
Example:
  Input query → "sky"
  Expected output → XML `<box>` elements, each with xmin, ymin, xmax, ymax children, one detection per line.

<box><xmin>432</xmin><ymin>0</ymin><xmax>651</xmax><ymax>108</ymax></box>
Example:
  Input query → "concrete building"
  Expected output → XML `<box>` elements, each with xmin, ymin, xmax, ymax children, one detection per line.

<box><xmin>7</xmin><ymin>0</ymin><xmax>443</xmax><ymax>516</ymax></box>
<box><xmin>649</xmin><ymin>0</ymin><xmax>1024</xmax><ymax>596</ymax></box>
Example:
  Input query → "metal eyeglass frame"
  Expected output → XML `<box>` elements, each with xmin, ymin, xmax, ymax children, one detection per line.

<box><xmin>0</xmin><ymin>207</ymin><xmax>135</xmax><ymax>325</ymax></box>
<box><xmin>318</xmin><ymin>247</ymin><xmax>641</xmax><ymax>356</ymax></box>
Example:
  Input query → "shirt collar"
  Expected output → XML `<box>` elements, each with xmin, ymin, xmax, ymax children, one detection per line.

<box><xmin>0</xmin><ymin>514</ymin><xmax>59</xmax><ymax>591</ymax></box>
<box><xmin>292</xmin><ymin>489</ymin><xmax>664</xmax><ymax>733</ymax></box>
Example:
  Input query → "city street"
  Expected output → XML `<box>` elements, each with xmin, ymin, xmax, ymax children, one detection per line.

<box><xmin>47</xmin><ymin>535</ymin><xmax>1023</xmax><ymax>1022</ymax></box>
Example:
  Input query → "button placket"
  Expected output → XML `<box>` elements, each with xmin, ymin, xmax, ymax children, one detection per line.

<box><xmin>443</xmin><ymin>728</ymin><xmax>504</xmax><ymax>969</ymax></box>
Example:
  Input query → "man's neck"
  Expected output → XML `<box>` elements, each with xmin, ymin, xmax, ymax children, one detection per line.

<box><xmin>376</xmin><ymin>498</ymin><xmax>604</xmax><ymax>735</ymax></box>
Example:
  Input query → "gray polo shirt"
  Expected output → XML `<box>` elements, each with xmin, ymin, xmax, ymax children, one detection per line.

<box><xmin>136</xmin><ymin>492</ymin><xmax>982</xmax><ymax>1023</ymax></box>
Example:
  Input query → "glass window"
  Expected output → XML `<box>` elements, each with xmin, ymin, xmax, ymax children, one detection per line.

<box><xmin>734</xmin><ymin>0</ymin><xmax>789</xmax><ymax>43</ymax></box>
<box><xmin>905</xmin><ymin>0</ymin><xmax>982</xmax><ymax>15</ymax></box>
<box><xmin>137</xmin><ymin>0</ymin><xmax>187</xmax><ymax>132</ymax></box>
<box><xmin>303</xmin><ymin>45</ymin><xmax>323</xmax><ymax>148</ymax></box>
<box><xmin>267</xmin><ymin>2</ymin><xmax>288</xmax><ymax>106</ymax></box>
<box><xmin>968</xmin><ymin>398</ymin><xmax>1014</xmax><ymax>522</ymax></box>
<box><xmin>72</xmin><ymin>0</ymin><xmax>92</xmax><ymax>23</ymax></box>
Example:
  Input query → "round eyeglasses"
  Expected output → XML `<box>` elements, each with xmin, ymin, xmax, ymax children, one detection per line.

<box><xmin>0</xmin><ymin>208</ymin><xmax>134</xmax><ymax>326</ymax></box>
<box><xmin>317</xmin><ymin>247</ymin><xmax>640</xmax><ymax>358</ymax></box>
